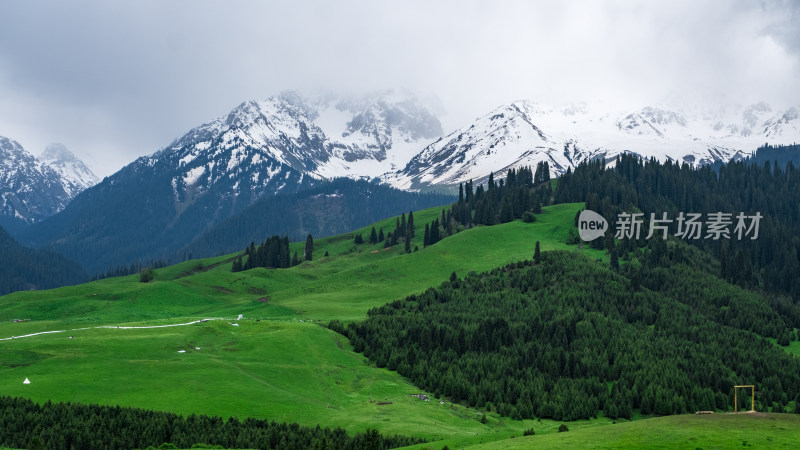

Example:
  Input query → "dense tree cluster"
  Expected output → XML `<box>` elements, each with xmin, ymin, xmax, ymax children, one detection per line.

<box><xmin>417</xmin><ymin>164</ymin><xmax>552</xmax><ymax>249</ymax></box>
<box><xmin>451</xmin><ymin>164</ymin><xmax>552</xmax><ymax>228</ymax></box>
<box><xmin>0</xmin><ymin>226</ymin><xmax>87</xmax><ymax>295</ymax></box>
<box><xmin>554</xmin><ymin>148</ymin><xmax>800</xmax><ymax>297</ymax></box>
<box><xmin>232</xmin><ymin>235</ymin><xmax>293</xmax><ymax>272</ymax></box>
<box><xmin>738</xmin><ymin>143</ymin><xmax>800</xmax><ymax>171</ymax></box>
<box><xmin>334</xmin><ymin>250</ymin><xmax>800</xmax><ymax>421</ymax></box>
<box><xmin>423</xmin><ymin>212</ymin><xmax>447</xmax><ymax>247</ymax></box>
<box><xmin>0</xmin><ymin>396</ymin><xmax>423</xmax><ymax>450</ymax></box>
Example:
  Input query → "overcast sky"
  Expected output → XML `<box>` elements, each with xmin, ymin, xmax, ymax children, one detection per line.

<box><xmin>1</xmin><ymin>0</ymin><xmax>798</xmax><ymax>177</ymax></box>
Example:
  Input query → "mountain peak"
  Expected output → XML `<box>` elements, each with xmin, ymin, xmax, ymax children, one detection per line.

<box><xmin>41</xmin><ymin>143</ymin><xmax>78</xmax><ymax>163</ymax></box>
<box><xmin>39</xmin><ymin>143</ymin><xmax>99</xmax><ymax>197</ymax></box>
<box><xmin>388</xmin><ymin>99</ymin><xmax>800</xmax><ymax>189</ymax></box>
<box><xmin>0</xmin><ymin>136</ymin><xmax>72</xmax><ymax>228</ymax></box>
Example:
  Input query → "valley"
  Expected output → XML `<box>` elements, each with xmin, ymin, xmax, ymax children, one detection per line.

<box><xmin>4</xmin><ymin>2</ymin><xmax>800</xmax><ymax>448</ymax></box>
<box><xmin>0</xmin><ymin>203</ymin><xmax>609</xmax><ymax>447</ymax></box>
<box><xmin>3</xmin><ymin>196</ymin><xmax>800</xmax><ymax>448</ymax></box>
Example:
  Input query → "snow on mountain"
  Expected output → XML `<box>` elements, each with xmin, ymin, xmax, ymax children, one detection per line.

<box><xmin>155</xmin><ymin>89</ymin><xmax>442</xmax><ymax>203</ymax></box>
<box><xmin>0</xmin><ymin>136</ymin><xmax>72</xmax><ymax>226</ymax></box>
<box><xmin>40</xmin><ymin>143</ymin><xmax>99</xmax><ymax>197</ymax></box>
<box><xmin>387</xmin><ymin>100</ymin><xmax>800</xmax><ymax>188</ymax></box>
<box><xmin>762</xmin><ymin>106</ymin><xmax>800</xmax><ymax>140</ymax></box>
<box><xmin>19</xmin><ymin>92</ymin><xmax>444</xmax><ymax>274</ymax></box>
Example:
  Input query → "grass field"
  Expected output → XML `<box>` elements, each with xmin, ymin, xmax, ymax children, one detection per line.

<box><xmin>0</xmin><ymin>202</ymin><xmax>606</xmax><ymax>446</ymax></box>
<box><xmin>0</xmin><ymin>202</ymin><xmax>599</xmax><ymax>327</ymax></box>
<box><xmin>4</xmin><ymin>201</ymin><xmax>796</xmax><ymax>448</ymax></box>
<box><xmin>471</xmin><ymin>413</ymin><xmax>800</xmax><ymax>449</ymax></box>
<box><xmin>1</xmin><ymin>319</ymin><xmax>495</xmax><ymax>439</ymax></box>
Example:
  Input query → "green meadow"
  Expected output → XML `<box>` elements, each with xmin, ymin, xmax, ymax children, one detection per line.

<box><xmin>0</xmin><ymin>203</ymin><xmax>600</xmax><ymax>446</ymax></box>
<box><xmin>471</xmin><ymin>413</ymin><xmax>800</xmax><ymax>449</ymax></box>
<box><xmin>3</xmin><ymin>201</ymin><xmax>799</xmax><ymax>448</ymax></box>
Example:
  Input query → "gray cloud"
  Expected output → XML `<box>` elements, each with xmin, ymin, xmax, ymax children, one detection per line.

<box><xmin>1</xmin><ymin>0</ymin><xmax>798</xmax><ymax>177</ymax></box>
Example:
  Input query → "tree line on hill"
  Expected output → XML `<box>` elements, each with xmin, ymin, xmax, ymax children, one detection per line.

<box><xmin>185</xmin><ymin>178</ymin><xmax>453</xmax><ymax>261</ymax></box>
<box><xmin>553</xmin><ymin>149</ymin><xmax>800</xmax><ymax>298</ymax></box>
<box><xmin>0</xmin><ymin>395</ymin><xmax>424</xmax><ymax>450</ymax></box>
<box><xmin>331</xmin><ymin>146</ymin><xmax>800</xmax><ymax>420</ymax></box>
<box><xmin>332</xmin><ymin>249</ymin><xmax>800</xmax><ymax>421</ymax></box>
<box><xmin>433</xmin><ymin>146</ymin><xmax>800</xmax><ymax>301</ymax></box>
<box><xmin>2</xmin><ymin>177</ymin><xmax>453</xmax><ymax>294</ymax></box>
<box><xmin>353</xmin><ymin>163</ymin><xmax>553</xmax><ymax>256</ymax></box>
<box><xmin>451</xmin><ymin>162</ymin><xmax>552</xmax><ymax>228</ymax></box>
<box><xmin>91</xmin><ymin>259</ymin><xmax>170</xmax><ymax>281</ymax></box>
<box><xmin>232</xmin><ymin>232</ymin><xmax>319</xmax><ymax>271</ymax></box>
<box><xmin>238</xmin><ymin>205</ymin><xmax>452</xmax><ymax>272</ymax></box>
<box><xmin>0</xmin><ymin>226</ymin><xmax>86</xmax><ymax>296</ymax></box>
<box><xmin>355</xmin><ymin>211</ymin><xmax>418</xmax><ymax>251</ymax></box>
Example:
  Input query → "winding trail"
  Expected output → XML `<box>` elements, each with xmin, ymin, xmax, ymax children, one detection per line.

<box><xmin>0</xmin><ymin>318</ymin><xmax>224</xmax><ymax>341</ymax></box>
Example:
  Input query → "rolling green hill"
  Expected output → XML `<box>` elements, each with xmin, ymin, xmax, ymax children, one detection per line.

<box><xmin>0</xmin><ymin>202</ymin><xmax>604</xmax><ymax>447</ymax></box>
<box><xmin>3</xmin><ymin>199</ymin><xmax>799</xmax><ymax>449</ymax></box>
<box><xmin>470</xmin><ymin>413</ymin><xmax>800</xmax><ymax>449</ymax></box>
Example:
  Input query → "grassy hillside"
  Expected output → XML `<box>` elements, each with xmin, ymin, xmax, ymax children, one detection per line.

<box><xmin>0</xmin><ymin>202</ymin><xmax>598</xmax><ymax>326</ymax></box>
<box><xmin>472</xmin><ymin>413</ymin><xmax>800</xmax><ymax>449</ymax></box>
<box><xmin>0</xmin><ymin>202</ymin><xmax>602</xmax><ymax>445</ymax></box>
<box><xmin>6</xmin><ymin>199</ymin><xmax>795</xmax><ymax>449</ymax></box>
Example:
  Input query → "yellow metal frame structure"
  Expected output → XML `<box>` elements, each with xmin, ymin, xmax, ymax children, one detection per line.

<box><xmin>734</xmin><ymin>385</ymin><xmax>755</xmax><ymax>412</ymax></box>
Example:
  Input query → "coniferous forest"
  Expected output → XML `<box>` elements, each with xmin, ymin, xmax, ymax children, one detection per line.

<box><xmin>331</xmin><ymin>145</ymin><xmax>800</xmax><ymax>421</ymax></box>
<box><xmin>0</xmin><ymin>226</ymin><xmax>87</xmax><ymax>295</ymax></box>
<box><xmin>553</xmin><ymin>150</ymin><xmax>800</xmax><ymax>296</ymax></box>
<box><xmin>335</xmin><ymin>249</ymin><xmax>800</xmax><ymax>421</ymax></box>
<box><xmin>0</xmin><ymin>396</ymin><xmax>423</xmax><ymax>450</ymax></box>
<box><xmin>231</xmin><ymin>235</ymin><xmax>294</xmax><ymax>272</ymax></box>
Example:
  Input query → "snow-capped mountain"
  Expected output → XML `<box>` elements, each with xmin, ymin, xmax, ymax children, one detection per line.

<box><xmin>0</xmin><ymin>138</ymin><xmax>98</xmax><ymax>229</ymax></box>
<box><xmin>387</xmin><ymin>100</ymin><xmax>800</xmax><ymax>188</ymax></box>
<box><xmin>20</xmin><ymin>90</ymin><xmax>444</xmax><ymax>273</ymax></box>
<box><xmin>0</xmin><ymin>136</ymin><xmax>73</xmax><ymax>228</ymax></box>
<box><xmin>40</xmin><ymin>143</ymin><xmax>99</xmax><ymax>197</ymax></box>
<box><xmin>159</xmin><ymin>89</ymin><xmax>442</xmax><ymax>202</ymax></box>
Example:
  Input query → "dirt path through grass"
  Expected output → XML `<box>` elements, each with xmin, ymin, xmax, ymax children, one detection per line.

<box><xmin>0</xmin><ymin>317</ymin><xmax>225</xmax><ymax>341</ymax></box>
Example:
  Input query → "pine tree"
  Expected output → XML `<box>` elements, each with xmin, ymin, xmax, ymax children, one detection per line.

<box><xmin>378</xmin><ymin>228</ymin><xmax>385</xmax><ymax>242</ymax></box>
<box><xmin>610</xmin><ymin>247</ymin><xmax>619</xmax><ymax>271</ymax></box>
<box><xmin>430</xmin><ymin>219</ymin><xmax>441</xmax><ymax>244</ymax></box>
<box><xmin>304</xmin><ymin>234</ymin><xmax>314</xmax><ymax>261</ymax></box>
<box><xmin>424</xmin><ymin>223</ymin><xmax>431</xmax><ymax>247</ymax></box>
<box><xmin>280</xmin><ymin>236</ymin><xmax>290</xmax><ymax>268</ymax></box>
<box><xmin>400</xmin><ymin>213</ymin><xmax>407</xmax><ymax>238</ymax></box>
<box><xmin>404</xmin><ymin>238</ymin><xmax>411</xmax><ymax>253</ymax></box>
<box><xmin>369</xmin><ymin>227</ymin><xmax>378</xmax><ymax>244</ymax></box>
<box><xmin>291</xmin><ymin>251</ymin><xmax>300</xmax><ymax>267</ymax></box>
<box><xmin>407</xmin><ymin>211</ymin><xmax>415</xmax><ymax>238</ymax></box>
<box><xmin>534</xmin><ymin>241</ymin><xmax>541</xmax><ymax>264</ymax></box>
<box><xmin>500</xmin><ymin>199</ymin><xmax>514</xmax><ymax>223</ymax></box>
